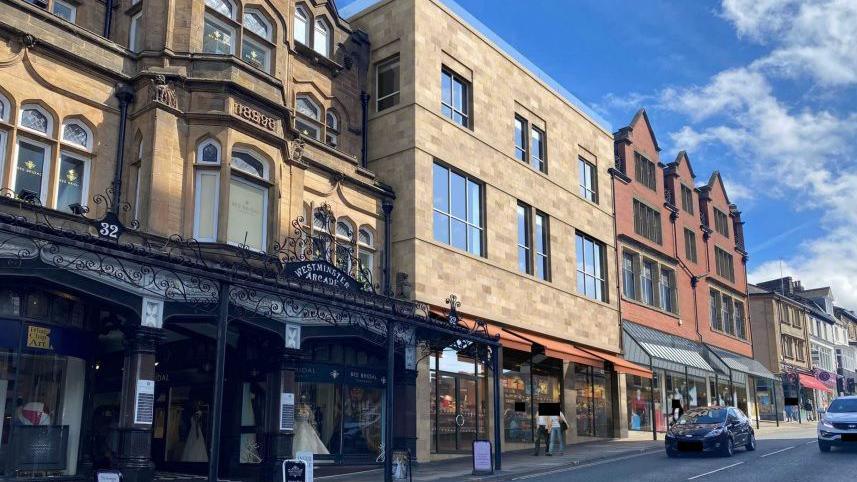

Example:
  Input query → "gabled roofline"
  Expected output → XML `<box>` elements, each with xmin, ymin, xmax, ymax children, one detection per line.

<box><xmin>628</xmin><ymin>108</ymin><xmax>660</xmax><ymax>152</ymax></box>
<box><xmin>698</xmin><ymin>171</ymin><xmax>731</xmax><ymax>205</ymax></box>
<box><xmin>668</xmin><ymin>150</ymin><xmax>697</xmax><ymax>179</ymax></box>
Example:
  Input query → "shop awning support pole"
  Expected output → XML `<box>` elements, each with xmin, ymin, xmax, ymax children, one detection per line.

<box><xmin>796</xmin><ymin>379</ymin><xmax>802</xmax><ymax>424</ymax></box>
<box><xmin>772</xmin><ymin>378</ymin><xmax>780</xmax><ymax>427</ymax></box>
<box><xmin>208</xmin><ymin>283</ymin><xmax>230</xmax><ymax>482</ymax></box>
<box><xmin>649</xmin><ymin>357</ymin><xmax>657</xmax><ymax>441</ymax></box>
<box><xmin>753</xmin><ymin>378</ymin><xmax>760</xmax><ymax>429</ymax></box>
<box><xmin>384</xmin><ymin>321</ymin><xmax>395</xmax><ymax>482</ymax></box>
<box><xmin>492</xmin><ymin>346</ymin><xmax>502</xmax><ymax>470</ymax></box>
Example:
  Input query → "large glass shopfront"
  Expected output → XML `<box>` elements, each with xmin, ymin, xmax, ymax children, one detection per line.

<box><xmin>626</xmin><ymin>375</ymin><xmax>653</xmax><ymax>432</ymax></box>
<box><xmin>429</xmin><ymin>348</ymin><xmax>487</xmax><ymax>453</ymax></box>
<box><xmin>294</xmin><ymin>339</ymin><xmax>386</xmax><ymax>464</ymax></box>
<box><xmin>501</xmin><ymin>349</ymin><xmax>562</xmax><ymax>444</ymax></box>
<box><xmin>574</xmin><ymin>365</ymin><xmax>612</xmax><ymax>438</ymax></box>
<box><xmin>0</xmin><ymin>287</ymin><xmax>95</xmax><ymax>480</ymax></box>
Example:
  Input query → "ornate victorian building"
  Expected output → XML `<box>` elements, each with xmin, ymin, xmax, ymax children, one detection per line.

<box><xmin>0</xmin><ymin>1</ymin><xmax>499</xmax><ymax>482</ymax></box>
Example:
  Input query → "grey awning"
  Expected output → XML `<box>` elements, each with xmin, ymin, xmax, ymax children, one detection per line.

<box><xmin>708</xmin><ymin>346</ymin><xmax>777</xmax><ymax>381</ymax></box>
<box><xmin>623</xmin><ymin>321</ymin><xmax>718</xmax><ymax>378</ymax></box>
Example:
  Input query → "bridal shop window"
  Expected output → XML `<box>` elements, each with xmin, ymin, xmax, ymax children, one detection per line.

<box><xmin>0</xmin><ymin>319</ymin><xmax>86</xmax><ymax>478</ymax></box>
<box><xmin>239</xmin><ymin>381</ymin><xmax>266</xmax><ymax>464</ymax></box>
<box><xmin>165</xmin><ymin>386</ymin><xmax>211</xmax><ymax>463</ymax></box>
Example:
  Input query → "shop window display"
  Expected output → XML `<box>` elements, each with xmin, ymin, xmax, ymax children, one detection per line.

<box><xmin>294</xmin><ymin>382</ymin><xmax>340</xmax><ymax>457</ymax></box>
<box><xmin>501</xmin><ymin>349</ymin><xmax>532</xmax><ymax>443</ymax></box>
<box><xmin>429</xmin><ymin>349</ymin><xmax>486</xmax><ymax>453</ymax></box>
<box><xmin>575</xmin><ymin>365</ymin><xmax>611</xmax><ymax>437</ymax></box>
<box><xmin>626</xmin><ymin>375</ymin><xmax>652</xmax><ymax>431</ymax></box>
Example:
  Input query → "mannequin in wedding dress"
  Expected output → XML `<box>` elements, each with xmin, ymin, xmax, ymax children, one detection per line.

<box><xmin>181</xmin><ymin>404</ymin><xmax>209</xmax><ymax>462</ymax></box>
<box><xmin>293</xmin><ymin>402</ymin><xmax>329</xmax><ymax>455</ymax></box>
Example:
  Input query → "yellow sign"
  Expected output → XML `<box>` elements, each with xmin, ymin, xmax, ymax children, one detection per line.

<box><xmin>26</xmin><ymin>325</ymin><xmax>52</xmax><ymax>350</ymax></box>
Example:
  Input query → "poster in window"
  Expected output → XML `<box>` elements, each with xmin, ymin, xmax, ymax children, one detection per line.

<box><xmin>280</xmin><ymin>392</ymin><xmax>295</xmax><ymax>431</ymax></box>
<box><xmin>135</xmin><ymin>380</ymin><xmax>155</xmax><ymax>425</ymax></box>
<box><xmin>227</xmin><ymin>179</ymin><xmax>265</xmax><ymax>250</ymax></box>
<box><xmin>15</xmin><ymin>142</ymin><xmax>46</xmax><ymax>198</ymax></box>
<box><xmin>57</xmin><ymin>154</ymin><xmax>84</xmax><ymax>212</ymax></box>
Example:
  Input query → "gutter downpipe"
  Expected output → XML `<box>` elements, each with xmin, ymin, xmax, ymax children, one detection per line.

<box><xmin>111</xmin><ymin>84</ymin><xmax>135</xmax><ymax>213</ymax></box>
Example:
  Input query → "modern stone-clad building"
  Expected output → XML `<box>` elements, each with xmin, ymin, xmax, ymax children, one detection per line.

<box><xmin>344</xmin><ymin>0</ymin><xmax>650</xmax><ymax>463</ymax></box>
<box><xmin>611</xmin><ymin>109</ymin><xmax>775</xmax><ymax>434</ymax></box>
<box><xmin>0</xmin><ymin>1</ymin><xmax>501</xmax><ymax>481</ymax></box>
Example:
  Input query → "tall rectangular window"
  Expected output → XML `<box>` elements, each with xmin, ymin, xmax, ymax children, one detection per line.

<box><xmin>641</xmin><ymin>260</ymin><xmax>655</xmax><ymax>305</ymax></box>
<box><xmin>710</xmin><ymin>289</ymin><xmax>722</xmax><ymax>331</ymax></box>
<box><xmin>722</xmin><ymin>295</ymin><xmax>735</xmax><ymax>335</ymax></box>
<box><xmin>14</xmin><ymin>139</ymin><xmax>50</xmax><ymax>204</ymax></box>
<box><xmin>376</xmin><ymin>56</ymin><xmax>400</xmax><ymax>111</ymax></box>
<box><xmin>680</xmin><ymin>185</ymin><xmax>694</xmax><ymax>214</ymax></box>
<box><xmin>715</xmin><ymin>247</ymin><xmax>735</xmax><ymax>282</ymax></box>
<box><xmin>433</xmin><ymin>163</ymin><xmax>483</xmax><ymax>256</ymax></box>
<box><xmin>684</xmin><ymin>228</ymin><xmax>697</xmax><ymax>262</ymax></box>
<box><xmin>534</xmin><ymin>211</ymin><xmax>549</xmax><ymax>280</ymax></box>
<box><xmin>441</xmin><ymin>68</ymin><xmax>469</xmax><ymax>127</ymax></box>
<box><xmin>579</xmin><ymin>158</ymin><xmax>598</xmax><ymax>203</ymax></box>
<box><xmin>517</xmin><ymin>203</ymin><xmax>531</xmax><ymax>274</ymax></box>
<box><xmin>514</xmin><ymin>116</ymin><xmax>527</xmax><ymax>162</ymax></box>
<box><xmin>633</xmin><ymin>199</ymin><xmax>662</xmax><ymax>244</ymax></box>
<box><xmin>622</xmin><ymin>252</ymin><xmax>637</xmax><ymax>300</ymax></box>
<box><xmin>659</xmin><ymin>267</ymin><xmax>676</xmax><ymax>313</ymax></box>
<box><xmin>56</xmin><ymin>153</ymin><xmax>87</xmax><ymax>213</ymax></box>
<box><xmin>714</xmin><ymin>208</ymin><xmax>730</xmax><ymax>237</ymax></box>
<box><xmin>576</xmin><ymin>233</ymin><xmax>606</xmax><ymax>301</ymax></box>
<box><xmin>634</xmin><ymin>153</ymin><xmax>656</xmax><ymax>190</ymax></box>
<box><xmin>735</xmin><ymin>301</ymin><xmax>746</xmax><ymax>339</ymax></box>
<box><xmin>530</xmin><ymin>127</ymin><xmax>546</xmax><ymax>173</ymax></box>
<box><xmin>129</xmin><ymin>12</ymin><xmax>143</xmax><ymax>52</ymax></box>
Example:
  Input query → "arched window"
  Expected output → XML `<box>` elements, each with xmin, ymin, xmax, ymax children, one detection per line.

<box><xmin>335</xmin><ymin>218</ymin><xmax>354</xmax><ymax>273</ymax></box>
<box><xmin>203</xmin><ymin>0</ymin><xmax>237</xmax><ymax>55</ymax></box>
<box><xmin>19</xmin><ymin>105</ymin><xmax>52</xmax><ymax>136</ymax></box>
<box><xmin>325</xmin><ymin>111</ymin><xmax>339</xmax><ymax>147</ymax></box>
<box><xmin>61</xmin><ymin>120</ymin><xmax>92</xmax><ymax>151</ymax></box>
<box><xmin>312</xmin><ymin>207</ymin><xmax>333</xmax><ymax>261</ymax></box>
<box><xmin>294</xmin><ymin>5</ymin><xmax>309</xmax><ymax>45</ymax></box>
<box><xmin>295</xmin><ymin>95</ymin><xmax>322</xmax><ymax>141</ymax></box>
<box><xmin>313</xmin><ymin>18</ymin><xmax>330</xmax><ymax>57</ymax></box>
<box><xmin>242</xmin><ymin>9</ymin><xmax>273</xmax><ymax>72</ymax></box>
<box><xmin>56</xmin><ymin>120</ymin><xmax>93</xmax><ymax>213</ymax></box>
<box><xmin>0</xmin><ymin>94</ymin><xmax>10</xmax><ymax>190</ymax></box>
<box><xmin>227</xmin><ymin>149</ymin><xmax>269</xmax><ymax>251</ymax></box>
<box><xmin>194</xmin><ymin>139</ymin><xmax>221</xmax><ymax>241</ymax></box>
<box><xmin>13</xmin><ymin>105</ymin><xmax>55</xmax><ymax>204</ymax></box>
<box><xmin>357</xmin><ymin>226</ymin><xmax>375</xmax><ymax>283</ymax></box>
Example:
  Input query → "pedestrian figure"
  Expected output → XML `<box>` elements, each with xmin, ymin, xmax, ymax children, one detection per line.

<box><xmin>548</xmin><ymin>411</ymin><xmax>567</xmax><ymax>456</ymax></box>
<box><xmin>803</xmin><ymin>399</ymin><xmax>814</xmax><ymax>421</ymax></box>
<box><xmin>533</xmin><ymin>412</ymin><xmax>549</xmax><ymax>456</ymax></box>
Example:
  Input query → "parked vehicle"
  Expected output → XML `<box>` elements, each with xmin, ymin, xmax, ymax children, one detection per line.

<box><xmin>664</xmin><ymin>407</ymin><xmax>755</xmax><ymax>457</ymax></box>
<box><xmin>818</xmin><ymin>395</ymin><xmax>857</xmax><ymax>452</ymax></box>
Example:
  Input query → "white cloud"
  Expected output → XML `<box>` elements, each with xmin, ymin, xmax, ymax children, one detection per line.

<box><xmin>665</xmin><ymin>0</ymin><xmax>857</xmax><ymax>307</ymax></box>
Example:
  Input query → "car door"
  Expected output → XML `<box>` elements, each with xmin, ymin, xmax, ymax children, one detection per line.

<box><xmin>726</xmin><ymin>408</ymin><xmax>743</xmax><ymax>444</ymax></box>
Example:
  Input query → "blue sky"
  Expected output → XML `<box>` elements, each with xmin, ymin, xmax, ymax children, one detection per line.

<box><xmin>340</xmin><ymin>0</ymin><xmax>857</xmax><ymax>306</ymax></box>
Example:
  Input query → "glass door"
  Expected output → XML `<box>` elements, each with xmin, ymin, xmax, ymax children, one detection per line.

<box><xmin>435</xmin><ymin>374</ymin><xmax>457</xmax><ymax>452</ymax></box>
<box><xmin>457</xmin><ymin>377</ymin><xmax>478</xmax><ymax>451</ymax></box>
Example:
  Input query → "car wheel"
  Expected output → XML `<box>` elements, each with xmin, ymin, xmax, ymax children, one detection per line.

<box><xmin>722</xmin><ymin>437</ymin><xmax>734</xmax><ymax>457</ymax></box>
<box><xmin>745</xmin><ymin>433</ymin><xmax>756</xmax><ymax>451</ymax></box>
<box><xmin>819</xmin><ymin>441</ymin><xmax>832</xmax><ymax>453</ymax></box>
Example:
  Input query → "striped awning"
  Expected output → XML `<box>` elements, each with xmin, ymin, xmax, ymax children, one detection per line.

<box><xmin>623</xmin><ymin>321</ymin><xmax>718</xmax><ymax>377</ymax></box>
<box><xmin>708</xmin><ymin>346</ymin><xmax>777</xmax><ymax>381</ymax></box>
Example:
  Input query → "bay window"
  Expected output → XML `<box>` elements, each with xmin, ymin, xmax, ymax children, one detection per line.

<box><xmin>227</xmin><ymin>150</ymin><xmax>269</xmax><ymax>251</ymax></box>
<box><xmin>295</xmin><ymin>95</ymin><xmax>322</xmax><ymax>141</ymax></box>
<box><xmin>203</xmin><ymin>15</ymin><xmax>235</xmax><ymax>55</ymax></box>
<box><xmin>313</xmin><ymin>18</ymin><xmax>331</xmax><ymax>57</ymax></box>
<box><xmin>193</xmin><ymin>139</ymin><xmax>221</xmax><ymax>242</ymax></box>
<box><xmin>325</xmin><ymin>111</ymin><xmax>339</xmax><ymax>146</ymax></box>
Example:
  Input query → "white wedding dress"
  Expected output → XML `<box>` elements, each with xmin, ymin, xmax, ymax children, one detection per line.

<box><xmin>182</xmin><ymin>411</ymin><xmax>209</xmax><ymax>462</ymax></box>
<box><xmin>293</xmin><ymin>405</ymin><xmax>329</xmax><ymax>455</ymax></box>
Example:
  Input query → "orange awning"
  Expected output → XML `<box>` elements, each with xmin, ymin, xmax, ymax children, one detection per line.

<box><xmin>429</xmin><ymin>308</ymin><xmax>531</xmax><ymax>352</ymax></box>
<box><xmin>503</xmin><ymin>329</ymin><xmax>604</xmax><ymax>368</ymax></box>
<box><xmin>580</xmin><ymin>347</ymin><xmax>653</xmax><ymax>379</ymax></box>
<box><xmin>799</xmin><ymin>373</ymin><xmax>833</xmax><ymax>393</ymax></box>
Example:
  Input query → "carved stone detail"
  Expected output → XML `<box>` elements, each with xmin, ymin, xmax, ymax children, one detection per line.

<box><xmin>149</xmin><ymin>75</ymin><xmax>177</xmax><ymax>109</ymax></box>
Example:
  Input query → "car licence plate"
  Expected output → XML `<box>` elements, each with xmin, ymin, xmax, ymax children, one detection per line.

<box><xmin>842</xmin><ymin>434</ymin><xmax>857</xmax><ymax>442</ymax></box>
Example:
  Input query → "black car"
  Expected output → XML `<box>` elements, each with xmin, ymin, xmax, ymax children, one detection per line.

<box><xmin>664</xmin><ymin>407</ymin><xmax>756</xmax><ymax>457</ymax></box>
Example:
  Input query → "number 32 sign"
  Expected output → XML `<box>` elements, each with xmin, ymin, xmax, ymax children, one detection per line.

<box><xmin>96</xmin><ymin>212</ymin><xmax>125</xmax><ymax>240</ymax></box>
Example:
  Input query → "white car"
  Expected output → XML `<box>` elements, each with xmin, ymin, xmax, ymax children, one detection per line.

<box><xmin>817</xmin><ymin>395</ymin><xmax>857</xmax><ymax>452</ymax></box>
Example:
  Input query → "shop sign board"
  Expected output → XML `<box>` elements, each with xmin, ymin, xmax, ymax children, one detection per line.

<box><xmin>296</xmin><ymin>451</ymin><xmax>314</xmax><ymax>481</ymax></box>
<box><xmin>280</xmin><ymin>392</ymin><xmax>295</xmax><ymax>431</ymax></box>
<box><xmin>282</xmin><ymin>459</ymin><xmax>306</xmax><ymax>482</ymax></box>
<box><xmin>472</xmin><ymin>440</ymin><xmax>493</xmax><ymax>475</ymax></box>
<box><xmin>295</xmin><ymin>362</ymin><xmax>386</xmax><ymax>387</ymax></box>
<box><xmin>284</xmin><ymin>261</ymin><xmax>359</xmax><ymax>291</ymax></box>
<box><xmin>96</xmin><ymin>471</ymin><xmax>122</xmax><ymax>482</ymax></box>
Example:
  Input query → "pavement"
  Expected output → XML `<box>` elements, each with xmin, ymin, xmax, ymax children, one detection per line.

<box><xmin>316</xmin><ymin>422</ymin><xmax>834</xmax><ymax>482</ymax></box>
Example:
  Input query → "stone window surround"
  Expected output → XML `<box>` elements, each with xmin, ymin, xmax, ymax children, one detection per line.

<box><xmin>3</xmin><ymin>98</ymin><xmax>95</xmax><ymax>212</ymax></box>
<box><xmin>303</xmin><ymin>205</ymin><xmax>377</xmax><ymax>280</ymax></box>
<box><xmin>293</xmin><ymin>2</ymin><xmax>334</xmax><ymax>59</ymax></box>
<box><xmin>293</xmin><ymin>93</ymin><xmax>344</xmax><ymax>149</ymax></box>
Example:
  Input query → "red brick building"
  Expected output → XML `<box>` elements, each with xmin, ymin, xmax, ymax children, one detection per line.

<box><xmin>612</xmin><ymin>110</ymin><xmax>772</xmax><ymax>434</ymax></box>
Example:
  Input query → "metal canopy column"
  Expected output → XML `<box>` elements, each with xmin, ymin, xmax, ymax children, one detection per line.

<box><xmin>492</xmin><ymin>347</ymin><xmax>502</xmax><ymax>470</ymax></box>
<box><xmin>384</xmin><ymin>321</ymin><xmax>396</xmax><ymax>482</ymax></box>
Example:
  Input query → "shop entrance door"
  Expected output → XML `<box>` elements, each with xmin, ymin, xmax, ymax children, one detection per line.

<box><xmin>341</xmin><ymin>385</ymin><xmax>384</xmax><ymax>462</ymax></box>
<box><xmin>435</xmin><ymin>374</ymin><xmax>479</xmax><ymax>452</ymax></box>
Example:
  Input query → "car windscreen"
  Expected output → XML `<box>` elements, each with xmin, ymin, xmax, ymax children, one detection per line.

<box><xmin>677</xmin><ymin>409</ymin><xmax>727</xmax><ymax>424</ymax></box>
<box><xmin>827</xmin><ymin>399</ymin><xmax>857</xmax><ymax>413</ymax></box>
